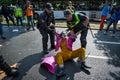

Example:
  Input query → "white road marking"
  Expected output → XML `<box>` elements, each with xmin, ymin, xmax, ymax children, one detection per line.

<box><xmin>0</xmin><ymin>44</ymin><xmax>2</xmax><ymax>47</ymax></box>
<box><xmin>87</xmin><ymin>55</ymin><xmax>112</xmax><ymax>60</ymax></box>
<box><xmin>96</xmin><ymin>41</ymin><xmax>120</xmax><ymax>45</ymax></box>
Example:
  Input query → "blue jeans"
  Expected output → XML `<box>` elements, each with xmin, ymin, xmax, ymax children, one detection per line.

<box><xmin>106</xmin><ymin>19</ymin><xmax>117</xmax><ymax>34</ymax></box>
<box><xmin>27</xmin><ymin>16</ymin><xmax>34</xmax><ymax>29</ymax></box>
<box><xmin>0</xmin><ymin>22</ymin><xmax>3</xmax><ymax>36</ymax></box>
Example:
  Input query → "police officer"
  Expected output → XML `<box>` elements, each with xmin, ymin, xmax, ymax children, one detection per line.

<box><xmin>64</xmin><ymin>9</ymin><xmax>90</xmax><ymax>69</ymax></box>
<box><xmin>37</xmin><ymin>3</ymin><xmax>55</xmax><ymax>54</ymax></box>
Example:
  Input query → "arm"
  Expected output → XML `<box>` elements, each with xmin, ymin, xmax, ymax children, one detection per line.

<box><xmin>37</xmin><ymin>12</ymin><xmax>48</xmax><ymax>30</ymax></box>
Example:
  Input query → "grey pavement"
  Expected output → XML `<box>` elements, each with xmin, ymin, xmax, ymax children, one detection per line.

<box><xmin>0</xmin><ymin>24</ymin><xmax>120</xmax><ymax>80</ymax></box>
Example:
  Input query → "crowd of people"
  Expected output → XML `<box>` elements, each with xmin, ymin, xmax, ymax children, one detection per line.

<box><xmin>0</xmin><ymin>0</ymin><xmax>120</xmax><ymax>79</ymax></box>
<box><xmin>99</xmin><ymin>0</ymin><xmax>120</xmax><ymax>37</ymax></box>
<box><xmin>0</xmin><ymin>1</ymin><xmax>35</xmax><ymax>40</ymax></box>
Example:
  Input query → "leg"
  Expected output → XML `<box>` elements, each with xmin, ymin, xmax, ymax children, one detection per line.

<box><xmin>0</xmin><ymin>23</ymin><xmax>6</xmax><ymax>39</ymax></box>
<box><xmin>112</xmin><ymin>20</ymin><xmax>117</xmax><ymax>35</ymax></box>
<box><xmin>39</xmin><ymin>29</ymin><xmax>49</xmax><ymax>54</ymax></box>
<box><xmin>8</xmin><ymin>15</ymin><xmax>15</xmax><ymax>25</ymax></box>
<box><xmin>48</xmin><ymin>28</ymin><xmax>55</xmax><ymax>50</ymax></box>
<box><xmin>71</xmin><ymin>48</ymin><xmax>85</xmax><ymax>60</ymax></box>
<box><xmin>27</xmin><ymin>16</ymin><xmax>31</xmax><ymax>30</ymax></box>
<box><xmin>30</xmin><ymin>16</ymin><xmax>35</xmax><ymax>30</ymax></box>
<box><xmin>16</xmin><ymin>17</ymin><xmax>19</xmax><ymax>26</ymax></box>
<box><xmin>19</xmin><ymin>17</ymin><xmax>23</xmax><ymax>26</ymax></box>
<box><xmin>80</xmin><ymin>28</ymin><xmax>88</xmax><ymax>48</ymax></box>
<box><xmin>105</xmin><ymin>19</ymin><xmax>113</xmax><ymax>32</ymax></box>
<box><xmin>4</xmin><ymin>15</ymin><xmax>9</xmax><ymax>27</ymax></box>
<box><xmin>55</xmin><ymin>51</ymin><xmax>70</xmax><ymax>77</ymax></box>
<box><xmin>100</xmin><ymin>15</ymin><xmax>106</xmax><ymax>29</ymax></box>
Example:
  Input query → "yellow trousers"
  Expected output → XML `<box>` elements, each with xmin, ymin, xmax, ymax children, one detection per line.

<box><xmin>55</xmin><ymin>38</ymin><xmax>86</xmax><ymax>66</ymax></box>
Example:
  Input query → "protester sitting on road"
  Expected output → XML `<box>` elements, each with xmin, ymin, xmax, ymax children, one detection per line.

<box><xmin>104</xmin><ymin>7</ymin><xmax>117</xmax><ymax>37</ymax></box>
<box><xmin>0</xmin><ymin>10</ymin><xmax>6</xmax><ymax>39</ymax></box>
<box><xmin>55</xmin><ymin>31</ymin><xmax>91</xmax><ymax>77</ymax></box>
<box><xmin>0</xmin><ymin>55</ymin><xmax>19</xmax><ymax>77</ymax></box>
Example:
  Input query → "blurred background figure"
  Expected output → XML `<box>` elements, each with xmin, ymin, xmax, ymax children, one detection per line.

<box><xmin>14</xmin><ymin>4</ymin><xmax>24</xmax><ymax>31</ymax></box>
<box><xmin>66</xmin><ymin>1</ymin><xmax>75</xmax><ymax>14</ymax></box>
<box><xmin>99</xmin><ymin>0</ymin><xmax>111</xmax><ymax>30</ymax></box>
<box><xmin>26</xmin><ymin>1</ymin><xmax>35</xmax><ymax>31</ymax></box>
<box><xmin>1</xmin><ymin>3</ymin><xmax>16</xmax><ymax>27</ymax></box>
<box><xmin>0</xmin><ymin>10</ymin><xmax>6</xmax><ymax>39</ymax></box>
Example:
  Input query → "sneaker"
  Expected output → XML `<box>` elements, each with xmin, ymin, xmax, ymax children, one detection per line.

<box><xmin>27</xmin><ymin>28</ymin><xmax>30</xmax><ymax>31</ymax></box>
<box><xmin>1</xmin><ymin>36</ymin><xmax>7</xmax><ymax>39</ymax></box>
<box><xmin>104</xmin><ymin>31</ymin><xmax>107</xmax><ymax>35</ymax></box>
<box><xmin>99</xmin><ymin>28</ymin><xmax>103</xmax><ymax>31</ymax></box>
<box><xmin>111</xmin><ymin>34</ymin><xmax>115</xmax><ymax>37</ymax></box>
<box><xmin>56</xmin><ymin>70</ymin><xmax>66</xmax><ymax>77</ymax></box>
<box><xmin>7</xmin><ymin>68</ymin><xmax>19</xmax><ymax>77</ymax></box>
<box><xmin>33</xmin><ymin>28</ymin><xmax>35</xmax><ymax>31</ymax></box>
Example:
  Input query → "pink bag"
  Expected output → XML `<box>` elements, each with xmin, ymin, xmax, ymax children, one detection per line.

<box><xmin>41</xmin><ymin>56</ymin><xmax>55</xmax><ymax>74</ymax></box>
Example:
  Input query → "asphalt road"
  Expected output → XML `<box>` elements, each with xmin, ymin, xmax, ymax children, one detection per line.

<box><xmin>0</xmin><ymin>25</ymin><xmax>120</xmax><ymax>80</ymax></box>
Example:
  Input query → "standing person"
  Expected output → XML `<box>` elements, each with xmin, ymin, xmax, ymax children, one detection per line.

<box><xmin>26</xmin><ymin>1</ymin><xmax>35</xmax><ymax>31</ymax></box>
<box><xmin>14</xmin><ymin>4</ymin><xmax>24</xmax><ymax>31</ymax></box>
<box><xmin>37</xmin><ymin>3</ymin><xmax>55</xmax><ymax>54</ymax></box>
<box><xmin>64</xmin><ymin>9</ymin><xmax>89</xmax><ymax>67</ymax></box>
<box><xmin>66</xmin><ymin>1</ymin><xmax>75</xmax><ymax>14</ymax></box>
<box><xmin>0</xmin><ymin>10</ymin><xmax>6</xmax><ymax>39</ymax></box>
<box><xmin>1</xmin><ymin>3</ymin><xmax>16</xmax><ymax>27</ymax></box>
<box><xmin>99</xmin><ymin>1</ymin><xmax>111</xmax><ymax>30</ymax></box>
<box><xmin>104</xmin><ymin>7</ymin><xmax>117</xmax><ymax>37</ymax></box>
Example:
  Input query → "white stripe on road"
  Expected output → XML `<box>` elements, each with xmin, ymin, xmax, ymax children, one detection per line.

<box><xmin>0</xmin><ymin>44</ymin><xmax>2</xmax><ymax>47</ymax></box>
<box><xmin>87</xmin><ymin>55</ymin><xmax>112</xmax><ymax>60</ymax></box>
<box><xmin>96</xmin><ymin>41</ymin><xmax>120</xmax><ymax>45</ymax></box>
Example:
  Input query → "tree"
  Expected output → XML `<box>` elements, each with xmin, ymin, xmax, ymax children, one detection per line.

<box><xmin>0</xmin><ymin>0</ymin><xmax>16</xmax><ymax>5</ymax></box>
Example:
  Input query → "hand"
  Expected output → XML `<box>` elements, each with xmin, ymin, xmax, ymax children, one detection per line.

<box><xmin>50</xmin><ymin>23</ymin><xmax>55</xmax><ymax>27</ymax></box>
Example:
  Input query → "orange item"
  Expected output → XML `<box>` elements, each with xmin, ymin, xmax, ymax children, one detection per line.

<box><xmin>26</xmin><ymin>5</ymin><xmax>33</xmax><ymax>16</ymax></box>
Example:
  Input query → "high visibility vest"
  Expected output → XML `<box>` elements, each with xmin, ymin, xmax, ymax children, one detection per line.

<box><xmin>67</xmin><ymin>6</ymin><xmax>75</xmax><ymax>14</ymax></box>
<box><xmin>67</xmin><ymin>13</ymin><xmax>80</xmax><ymax>28</ymax></box>
<box><xmin>14</xmin><ymin>8</ymin><xmax>23</xmax><ymax>17</ymax></box>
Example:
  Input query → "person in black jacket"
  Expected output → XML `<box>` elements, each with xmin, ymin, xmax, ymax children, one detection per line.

<box><xmin>1</xmin><ymin>3</ymin><xmax>16</xmax><ymax>27</ymax></box>
<box><xmin>0</xmin><ymin>55</ymin><xmax>19</xmax><ymax>77</ymax></box>
<box><xmin>37</xmin><ymin>3</ymin><xmax>55</xmax><ymax>54</ymax></box>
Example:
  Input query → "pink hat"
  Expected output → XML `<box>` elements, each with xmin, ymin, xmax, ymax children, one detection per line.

<box><xmin>41</xmin><ymin>56</ymin><xmax>55</xmax><ymax>74</ymax></box>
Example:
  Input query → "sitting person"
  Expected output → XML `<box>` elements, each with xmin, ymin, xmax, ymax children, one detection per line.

<box><xmin>55</xmin><ymin>31</ymin><xmax>91</xmax><ymax>77</ymax></box>
<box><xmin>0</xmin><ymin>55</ymin><xmax>19</xmax><ymax>77</ymax></box>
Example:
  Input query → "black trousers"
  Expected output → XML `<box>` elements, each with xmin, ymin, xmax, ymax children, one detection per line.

<box><xmin>39</xmin><ymin>27</ymin><xmax>55</xmax><ymax>52</ymax></box>
<box><xmin>16</xmin><ymin>16</ymin><xmax>23</xmax><ymax>26</ymax></box>
<box><xmin>3</xmin><ymin>14</ymin><xmax>15</xmax><ymax>26</ymax></box>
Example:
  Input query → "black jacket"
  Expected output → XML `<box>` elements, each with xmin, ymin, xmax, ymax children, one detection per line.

<box><xmin>37</xmin><ymin>10</ymin><xmax>55</xmax><ymax>31</ymax></box>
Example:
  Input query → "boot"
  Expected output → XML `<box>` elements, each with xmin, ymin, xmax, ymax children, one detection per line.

<box><xmin>1</xmin><ymin>35</ymin><xmax>7</xmax><ymax>39</ymax></box>
<box><xmin>0</xmin><ymin>55</ymin><xmax>19</xmax><ymax>77</ymax></box>
<box><xmin>56</xmin><ymin>67</ymin><xmax>66</xmax><ymax>77</ymax></box>
<box><xmin>81</xmin><ymin>62</ymin><xmax>91</xmax><ymax>69</ymax></box>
